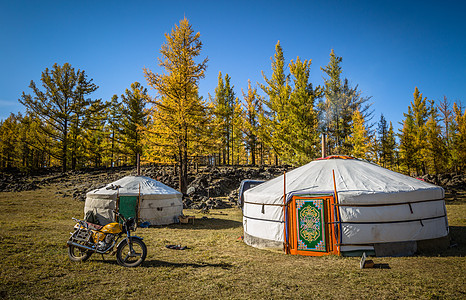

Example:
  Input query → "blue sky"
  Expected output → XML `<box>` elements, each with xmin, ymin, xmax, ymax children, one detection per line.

<box><xmin>1</xmin><ymin>0</ymin><xmax>465</xmax><ymax>131</ymax></box>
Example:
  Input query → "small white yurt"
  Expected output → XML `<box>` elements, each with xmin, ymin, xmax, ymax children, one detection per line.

<box><xmin>243</xmin><ymin>156</ymin><xmax>449</xmax><ymax>256</ymax></box>
<box><xmin>85</xmin><ymin>176</ymin><xmax>183</xmax><ymax>226</ymax></box>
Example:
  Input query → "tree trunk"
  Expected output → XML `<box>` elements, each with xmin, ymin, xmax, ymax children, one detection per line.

<box><xmin>182</xmin><ymin>127</ymin><xmax>189</xmax><ymax>194</ymax></box>
<box><xmin>62</xmin><ymin>119</ymin><xmax>68</xmax><ymax>172</ymax></box>
<box><xmin>178</xmin><ymin>132</ymin><xmax>188</xmax><ymax>194</ymax></box>
<box><xmin>178</xmin><ymin>150</ymin><xmax>184</xmax><ymax>193</ymax></box>
<box><xmin>226</xmin><ymin>135</ymin><xmax>229</xmax><ymax>165</ymax></box>
<box><xmin>111</xmin><ymin>130</ymin><xmax>115</xmax><ymax>167</ymax></box>
<box><xmin>260</xmin><ymin>142</ymin><xmax>263</xmax><ymax>166</ymax></box>
<box><xmin>183</xmin><ymin>147</ymin><xmax>188</xmax><ymax>194</ymax></box>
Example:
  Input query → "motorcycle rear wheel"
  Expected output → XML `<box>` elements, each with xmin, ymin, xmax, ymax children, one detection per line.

<box><xmin>68</xmin><ymin>245</ymin><xmax>92</xmax><ymax>262</ymax></box>
<box><xmin>116</xmin><ymin>238</ymin><xmax>147</xmax><ymax>267</ymax></box>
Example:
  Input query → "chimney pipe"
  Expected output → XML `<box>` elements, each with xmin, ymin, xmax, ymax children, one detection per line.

<box><xmin>137</xmin><ymin>153</ymin><xmax>140</xmax><ymax>176</ymax></box>
<box><xmin>321</xmin><ymin>133</ymin><xmax>326</xmax><ymax>158</ymax></box>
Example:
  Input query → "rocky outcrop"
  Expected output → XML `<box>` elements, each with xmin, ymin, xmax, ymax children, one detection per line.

<box><xmin>419</xmin><ymin>173</ymin><xmax>466</xmax><ymax>202</ymax></box>
<box><xmin>0</xmin><ymin>165</ymin><xmax>289</xmax><ymax>209</ymax></box>
<box><xmin>2</xmin><ymin>166</ymin><xmax>464</xmax><ymax>208</ymax></box>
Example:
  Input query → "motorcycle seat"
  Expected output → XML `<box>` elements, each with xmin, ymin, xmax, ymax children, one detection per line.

<box><xmin>86</xmin><ymin>222</ymin><xmax>103</xmax><ymax>230</ymax></box>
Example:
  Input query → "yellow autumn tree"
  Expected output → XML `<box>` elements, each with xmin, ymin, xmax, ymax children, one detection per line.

<box><xmin>242</xmin><ymin>80</ymin><xmax>261</xmax><ymax>165</ymax></box>
<box><xmin>452</xmin><ymin>102</ymin><xmax>466</xmax><ymax>170</ymax></box>
<box><xmin>231</xmin><ymin>97</ymin><xmax>246</xmax><ymax>165</ymax></box>
<box><xmin>144</xmin><ymin>17</ymin><xmax>209</xmax><ymax>193</ymax></box>
<box><xmin>347</xmin><ymin>109</ymin><xmax>371</xmax><ymax>159</ymax></box>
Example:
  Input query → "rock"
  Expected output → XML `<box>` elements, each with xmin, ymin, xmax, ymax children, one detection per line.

<box><xmin>186</xmin><ymin>186</ymin><xmax>196</xmax><ymax>195</ymax></box>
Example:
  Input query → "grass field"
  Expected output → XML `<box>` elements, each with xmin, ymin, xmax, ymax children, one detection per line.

<box><xmin>0</xmin><ymin>184</ymin><xmax>465</xmax><ymax>299</ymax></box>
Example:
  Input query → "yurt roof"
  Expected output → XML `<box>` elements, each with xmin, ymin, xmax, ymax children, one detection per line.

<box><xmin>244</xmin><ymin>157</ymin><xmax>444</xmax><ymax>205</ymax></box>
<box><xmin>86</xmin><ymin>175</ymin><xmax>182</xmax><ymax>197</ymax></box>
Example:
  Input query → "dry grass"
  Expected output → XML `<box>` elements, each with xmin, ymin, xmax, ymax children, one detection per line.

<box><xmin>0</xmin><ymin>184</ymin><xmax>465</xmax><ymax>299</ymax></box>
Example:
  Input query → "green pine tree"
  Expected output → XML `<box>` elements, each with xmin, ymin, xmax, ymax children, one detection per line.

<box><xmin>320</xmin><ymin>50</ymin><xmax>373</xmax><ymax>156</ymax></box>
<box><xmin>425</xmin><ymin>100</ymin><xmax>447</xmax><ymax>173</ymax></box>
<box><xmin>437</xmin><ymin>96</ymin><xmax>453</xmax><ymax>170</ymax></box>
<box><xmin>386</xmin><ymin>121</ymin><xmax>397</xmax><ymax>169</ymax></box>
<box><xmin>19</xmin><ymin>63</ymin><xmax>98</xmax><ymax>172</ymax></box>
<box><xmin>377</xmin><ymin>114</ymin><xmax>389</xmax><ymax>167</ymax></box>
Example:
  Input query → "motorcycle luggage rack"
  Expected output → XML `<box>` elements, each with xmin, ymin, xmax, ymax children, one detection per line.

<box><xmin>73</xmin><ymin>228</ymin><xmax>92</xmax><ymax>243</ymax></box>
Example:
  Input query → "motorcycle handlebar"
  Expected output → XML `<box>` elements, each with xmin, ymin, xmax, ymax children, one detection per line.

<box><xmin>71</xmin><ymin>217</ymin><xmax>88</xmax><ymax>229</ymax></box>
<box><xmin>113</xmin><ymin>210</ymin><xmax>127</xmax><ymax>222</ymax></box>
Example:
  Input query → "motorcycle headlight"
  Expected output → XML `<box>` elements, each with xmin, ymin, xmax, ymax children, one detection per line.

<box><xmin>126</xmin><ymin>218</ymin><xmax>137</xmax><ymax>231</ymax></box>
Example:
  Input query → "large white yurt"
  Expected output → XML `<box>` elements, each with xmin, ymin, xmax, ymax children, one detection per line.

<box><xmin>243</xmin><ymin>156</ymin><xmax>449</xmax><ymax>256</ymax></box>
<box><xmin>85</xmin><ymin>176</ymin><xmax>183</xmax><ymax>226</ymax></box>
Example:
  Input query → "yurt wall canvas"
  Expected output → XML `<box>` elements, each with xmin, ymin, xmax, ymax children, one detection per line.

<box><xmin>85</xmin><ymin>176</ymin><xmax>183</xmax><ymax>226</ymax></box>
<box><xmin>243</xmin><ymin>157</ymin><xmax>449</xmax><ymax>256</ymax></box>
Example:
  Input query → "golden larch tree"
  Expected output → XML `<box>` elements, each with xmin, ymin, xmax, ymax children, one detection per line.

<box><xmin>144</xmin><ymin>17</ymin><xmax>208</xmax><ymax>193</ymax></box>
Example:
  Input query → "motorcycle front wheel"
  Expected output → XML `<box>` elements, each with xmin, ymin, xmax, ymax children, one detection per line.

<box><xmin>116</xmin><ymin>238</ymin><xmax>147</xmax><ymax>267</ymax></box>
<box><xmin>68</xmin><ymin>244</ymin><xmax>92</xmax><ymax>262</ymax></box>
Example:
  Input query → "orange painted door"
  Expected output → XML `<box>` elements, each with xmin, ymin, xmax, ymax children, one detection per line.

<box><xmin>287</xmin><ymin>195</ymin><xmax>339</xmax><ymax>256</ymax></box>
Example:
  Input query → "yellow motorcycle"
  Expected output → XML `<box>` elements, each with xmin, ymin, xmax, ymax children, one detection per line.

<box><xmin>67</xmin><ymin>211</ymin><xmax>147</xmax><ymax>267</ymax></box>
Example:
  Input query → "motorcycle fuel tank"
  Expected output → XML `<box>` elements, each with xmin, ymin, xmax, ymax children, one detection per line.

<box><xmin>101</xmin><ymin>222</ymin><xmax>123</xmax><ymax>234</ymax></box>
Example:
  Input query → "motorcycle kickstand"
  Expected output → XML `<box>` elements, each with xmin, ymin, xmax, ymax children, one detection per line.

<box><xmin>101</xmin><ymin>254</ymin><xmax>105</xmax><ymax>261</ymax></box>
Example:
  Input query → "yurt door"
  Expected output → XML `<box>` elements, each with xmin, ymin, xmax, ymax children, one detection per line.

<box><xmin>287</xmin><ymin>195</ymin><xmax>338</xmax><ymax>256</ymax></box>
<box><xmin>118</xmin><ymin>196</ymin><xmax>139</xmax><ymax>220</ymax></box>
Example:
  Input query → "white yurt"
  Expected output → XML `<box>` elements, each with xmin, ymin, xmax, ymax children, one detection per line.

<box><xmin>85</xmin><ymin>176</ymin><xmax>183</xmax><ymax>226</ymax></box>
<box><xmin>243</xmin><ymin>156</ymin><xmax>449</xmax><ymax>256</ymax></box>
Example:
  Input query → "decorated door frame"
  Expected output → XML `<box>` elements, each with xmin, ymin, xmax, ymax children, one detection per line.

<box><xmin>286</xmin><ymin>195</ymin><xmax>339</xmax><ymax>256</ymax></box>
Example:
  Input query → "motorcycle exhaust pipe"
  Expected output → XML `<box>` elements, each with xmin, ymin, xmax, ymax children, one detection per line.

<box><xmin>67</xmin><ymin>240</ymin><xmax>104</xmax><ymax>254</ymax></box>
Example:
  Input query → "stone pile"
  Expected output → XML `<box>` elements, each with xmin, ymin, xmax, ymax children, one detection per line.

<box><xmin>14</xmin><ymin>166</ymin><xmax>466</xmax><ymax>206</ymax></box>
<box><xmin>0</xmin><ymin>172</ymin><xmax>39</xmax><ymax>192</ymax></box>
<box><xmin>180</xmin><ymin>166</ymin><xmax>288</xmax><ymax>209</ymax></box>
<box><xmin>0</xmin><ymin>165</ymin><xmax>289</xmax><ymax>209</ymax></box>
<box><xmin>419</xmin><ymin>172</ymin><xmax>466</xmax><ymax>202</ymax></box>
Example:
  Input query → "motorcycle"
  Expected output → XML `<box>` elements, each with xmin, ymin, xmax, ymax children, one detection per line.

<box><xmin>67</xmin><ymin>211</ymin><xmax>147</xmax><ymax>267</ymax></box>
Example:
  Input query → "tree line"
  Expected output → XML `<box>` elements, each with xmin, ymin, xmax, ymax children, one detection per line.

<box><xmin>1</xmin><ymin>18</ymin><xmax>465</xmax><ymax>193</ymax></box>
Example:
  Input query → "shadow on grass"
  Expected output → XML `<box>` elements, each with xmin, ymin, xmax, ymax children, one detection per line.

<box><xmin>98</xmin><ymin>259</ymin><xmax>232</xmax><ymax>269</ymax></box>
<box><xmin>160</xmin><ymin>218</ymin><xmax>242</xmax><ymax>230</ymax></box>
<box><xmin>442</xmin><ymin>226</ymin><xmax>466</xmax><ymax>257</ymax></box>
<box><xmin>372</xmin><ymin>263</ymin><xmax>391</xmax><ymax>269</ymax></box>
<box><xmin>142</xmin><ymin>259</ymin><xmax>233</xmax><ymax>269</ymax></box>
<box><xmin>417</xmin><ymin>226</ymin><xmax>466</xmax><ymax>257</ymax></box>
